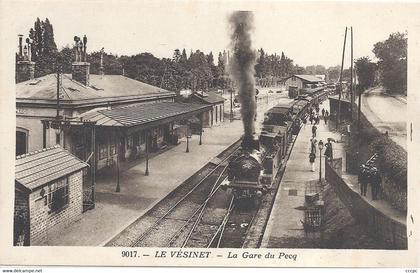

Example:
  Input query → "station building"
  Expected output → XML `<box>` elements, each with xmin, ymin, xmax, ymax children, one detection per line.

<box><xmin>281</xmin><ymin>74</ymin><xmax>326</xmax><ymax>98</ymax></box>
<box><xmin>15</xmin><ymin>35</ymin><xmax>212</xmax><ymax>211</ymax></box>
<box><xmin>191</xmin><ymin>91</ymin><xmax>226</xmax><ymax>127</ymax></box>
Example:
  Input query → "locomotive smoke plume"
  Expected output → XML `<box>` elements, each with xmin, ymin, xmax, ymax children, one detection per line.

<box><xmin>228</xmin><ymin>11</ymin><xmax>257</xmax><ymax>143</ymax></box>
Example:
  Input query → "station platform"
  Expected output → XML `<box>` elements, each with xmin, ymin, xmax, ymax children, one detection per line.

<box><xmin>261</xmin><ymin>101</ymin><xmax>406</xmax><ymax>247</ymax></box>
<box><xmin>261</xmin><ymin>101</ymin><xmax>342</xmax><ymax>247</ymax></box>
<box><xmin>45</xmin><ymin>95</ymin><xmax>281</xmax><ymax>246</ymax></box>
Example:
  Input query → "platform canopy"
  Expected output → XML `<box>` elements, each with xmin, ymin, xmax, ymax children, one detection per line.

<box><xmin>80</xmin><ymin>101</ymin><xmax>212</xmax><ymax>131</ymax></box>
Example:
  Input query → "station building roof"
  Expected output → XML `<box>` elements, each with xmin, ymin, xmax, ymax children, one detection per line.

<box><xmin>80</xmin><ymin>101</ymin><xmax>212</xmax><ymax>128</ymax></box>
<box><xmin>281</xmin><ymin>74</ymin><xmax>325</xmax><ymax>83</ymax></box>
<box><xmin>192</xmin><ymin>91</ymin><xmax>225</xmax><ymax>104</ymax></box>
<box><xmin>15</xmin><ymin>145</ymin><xmax>88</xmax><ymax>192</ymax></box>
<box><xmin>16</xmin><ymin>74</ymin><xmax>175</xmax><ymax>107</ymax></box>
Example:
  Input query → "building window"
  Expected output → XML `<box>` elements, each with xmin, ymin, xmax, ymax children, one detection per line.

<box><xmin>47</xmin><ymin>177</ymin><xmax>69</xmax><ymax>213</ymax></box>
<box><xmin>16</xmin><ymin>129</ymin><xmax>28</xmax><ymax>156</ymax></box>
<box><xmin>99</xmin><ymin>141</ymin><xmax>107</xmax><ymax>159</ymax></box>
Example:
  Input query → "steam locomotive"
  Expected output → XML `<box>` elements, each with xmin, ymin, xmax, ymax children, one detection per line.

<box><xmin>221</xmin><ymin>88</ymin><xmax>328</xmax><ymax>206</ymax></box>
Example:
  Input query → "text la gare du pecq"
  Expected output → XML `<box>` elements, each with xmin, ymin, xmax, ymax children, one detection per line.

<box><xmin>154</xmin><ymin>251</ymin><xmax>297</xmax><ymax>260</ymax></box>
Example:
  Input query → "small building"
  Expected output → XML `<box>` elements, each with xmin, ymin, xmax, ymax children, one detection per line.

<box><xmin>281</xmin><ymin>75</ymin><xmax>325</xmax><ymax>98</ymax></box>
<box><xmin>328</xmin><ymin>95</ymin><xmax>352</xmax><ymax>121</ymax></box>
<box><xmin>14</xmin><ymin>145</ymin><xmax>88</xmax><ymax>246</ymax></box>
<box><xmin>191</xmin><ymin>91</ymin><xmax>225</xmax><ymax>127</ymax></box>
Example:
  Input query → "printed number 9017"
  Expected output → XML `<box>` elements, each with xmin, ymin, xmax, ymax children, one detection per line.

<box><xmin>122</xmin><ymin>251</ymin><xmax>137</xmax><ymax>258</ymax></box>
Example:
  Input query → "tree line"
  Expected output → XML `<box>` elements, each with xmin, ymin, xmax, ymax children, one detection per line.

<box><xmin>18</xmin><ymin>18</ymin><xmax>315</xmax><ymax>92</ymax></box>
<box><xmin>355</xmin><ymin>32</ymin><xmax>407</xmax><ymax>95</ymax></box>
<box><xmin>18</xmin><ymin>18</ymin><xmax>407</xmax><ymax>95</ymax></box>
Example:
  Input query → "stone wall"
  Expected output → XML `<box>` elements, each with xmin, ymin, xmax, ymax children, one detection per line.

<box><xmin>29</xmin><ymin>171</ymin><xmax>83</xmax><ymax>245</ymax></box>
<box><xmin>325</xmin><ymin>159</ymin><xmax>407</xmax><ymax>249</ymax></box>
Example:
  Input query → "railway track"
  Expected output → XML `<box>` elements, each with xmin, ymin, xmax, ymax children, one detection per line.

<box><xmin>107</xmin><ymin>124</ymin><xmax>301</xmax><ymax>248</ymax></box>
<box><xmin>105</xmin><ymin>139</ymin><xmax>242</xmax><ymax>247</ymax></box>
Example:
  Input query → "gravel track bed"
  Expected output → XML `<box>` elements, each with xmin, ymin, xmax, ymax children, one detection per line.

<box><xmin>217</xmin><ymin>206</ymin><xmax>258</xmax><ymax>248</ymax></box>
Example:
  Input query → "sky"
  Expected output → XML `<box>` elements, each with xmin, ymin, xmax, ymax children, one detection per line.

<box><xmin>4</xmin><ymin>0</ymin><xmax>418</xmax><ymax>68</ymax></box>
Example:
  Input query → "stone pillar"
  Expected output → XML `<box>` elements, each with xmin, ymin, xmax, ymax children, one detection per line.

<box><xmin>72</xmin><ymin>62</ymin><xmax>90</xmax><ymax>86</ymax></box>
<box><xmin>16</xmin><ymin>61</ymin><xmax>35</xmax><ymax>83</ymax></box>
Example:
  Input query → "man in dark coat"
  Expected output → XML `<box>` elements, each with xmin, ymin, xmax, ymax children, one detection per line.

<box><xmin>371</xmin><ymin>168</ymin><xmax>382</xmax><ymax>200</ymax></box>
<box><xmin>324</xmin><ymin>139</ymin><xmax>333</xmax><ymax>161</ymax></box>
<box><xmin>312</xmin><ymin>125</ymin><xmax>317</xmax><ymax>138</ymax></box>
<box><xmin>358</xmin><ymin>165</ymin><xmax>369</xmax><ymax>196</ymax></box>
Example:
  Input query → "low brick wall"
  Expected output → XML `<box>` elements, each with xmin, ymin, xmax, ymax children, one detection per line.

<box><xmin>325</xmin><ymin>159</ymin><xmax>407</xmax><ymax>249</ymax></box>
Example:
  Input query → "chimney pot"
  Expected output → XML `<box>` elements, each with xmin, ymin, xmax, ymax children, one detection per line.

<box><xmin>72</xmin><ymin>35</ymin><xmax>90</xmax><ymax>85</ymax></box>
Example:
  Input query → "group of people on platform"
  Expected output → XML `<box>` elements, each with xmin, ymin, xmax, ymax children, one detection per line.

<box><xmin>302</xmin><ymin>103</ymin><xmax>383</xmax><ymax>201</ymax></box>
<box><xmin>308</xmin><ymin>137</ymin><xmax>334</xmax><ymax>172</ymax></box>
<box><xmin>301</xmin><ymin>104</ymin><xmax>334</xmax><ymax>172</ymax></box>
<box><xmin>358</xmin><ymin>163</ymin><xmax>382</xmax><ymax>200</ymax></box>
<box><xmin>301</xmin><ymin>106</ymin><xmax>330</xmax><ymax>129</ymax></box>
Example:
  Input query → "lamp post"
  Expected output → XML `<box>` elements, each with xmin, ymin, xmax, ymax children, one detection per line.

<box><xmin>116</xmin><ymin>154</ymin><xmax>120</xmax><ymax>192</ymax></box>
<box><xmin>318</xmin><ymin>140</ymin><xmax>324</xmax><ymax>183</ymax></box>
<box><xmin>186</xmin><ymin>121</ymin><xmax>190</xmax><ymax>153</ymax></box>
<box><xmin>230</xmin><ymin>89</ymin><xmax>233</xmax><ymax>122</ymax></box>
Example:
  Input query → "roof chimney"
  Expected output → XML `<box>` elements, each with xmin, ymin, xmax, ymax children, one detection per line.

<box><xmin>16</xmin><ymin>35</ymin><xmax>35</xmax><ymax>83</ymax></box>
<box><xmin>72</xmin><ymin>35</ymin><xmax>90</xmax><ymax>85</ymax></box>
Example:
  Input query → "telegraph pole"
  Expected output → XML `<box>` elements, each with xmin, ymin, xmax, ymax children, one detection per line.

<box><xmin>350</xmin><ymin>27</ymin><xmax>353</xmax><ymax>121</ymax></box>
<box><xmin>337</xmin><ymin>27</ymin><xmax>347</xmax><ymax>130</ymax></box>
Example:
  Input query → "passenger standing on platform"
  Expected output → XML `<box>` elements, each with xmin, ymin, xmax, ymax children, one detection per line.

<box><xmin>312</xmin><ymin>124</ymin><xmax>317</xmax><ymax>138</ymax></box>
<box><xmin>322</xmin><ymin>108</ymin><xmax>325</xmax><ymax>117</ymax></box>
<box><xmin>309</xmin><ymin>152</ymin><xmax>316</xmax><ymax>172</ymax></box>
<box><xmin>315</xmin><ymin>114</ymin><xmax>320</xmax><ymax>125</ymax></box>
<box><xmin>310</xmin><ymin>138</ymin><xmax>317</xmax><ymax>155</ymax></box>
<box><xmin>371</xmin><ymin>168</ymin><xmax>382</xmax><ymax>200</ymax></box>
<box><xmin>358</xmin><ymin>165</ymin><xmax>367</xmax><ymax>196</ymax></box>
<box><xmin>324</xmin><ymin>139</ymin><xmax>333</xmax><ymax>161</ymax></box>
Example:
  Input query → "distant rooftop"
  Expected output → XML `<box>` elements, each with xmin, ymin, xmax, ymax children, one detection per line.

<box><xmin>192</xmin><ymin>91</ymin><xmax>225</xmax><ymax>104</ymax></box>
<box><xmin>15</xmin><ymin>145</ymin><xmax>88</xmax><ymax>192</ymax></box>
<box><xmin>294</xmin><ymin>75</ymin><xmax>325</xmax><ymax>83</ymax></box>
<box><xmin>16</xmin><ymin>74</ymin><xmax>175</xmax><ymax>106</ymax></box>
<box><xmin>81</xmin><ymin>101</ymin><xmax>211</xmax><ymax>127</ymax></box>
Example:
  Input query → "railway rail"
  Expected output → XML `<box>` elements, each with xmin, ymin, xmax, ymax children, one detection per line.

<box><xmin>105</xmin><ymin>139</ymin><xmax>242</xmax><ymax>247</ymax></box>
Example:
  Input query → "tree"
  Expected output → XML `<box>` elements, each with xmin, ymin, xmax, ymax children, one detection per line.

<box><xmin>27</xmin><ymin>17</ymin><xmax>58</xmax><ymax>77</ymax></box>
<box><xmin>57</xmin><ymin>46</ymin><xmax>73</xmax><ymax>73</ymax></box>
<box><xmin>373</xmin><ymin>32</ymin><xmax>407</xmax><ymax>94</ymax></box>
<box><xmin>355</xmin><ymin>57</ymin><xmax>376</xmax><ymax>91</ymax></box>
<box><xmin>293</xmin><ymin>64</ymin><xmax>306</xmax><ymax>74</ymax></box>
<box><xmin>327</xmin><ymin>65</ymin><xmax>341</xmax><ymax>82</ymax></box>
<box><xmin>88</xmin><ymin>51</ymin><xmax>122</xmax><ymax>75</ymax></box>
